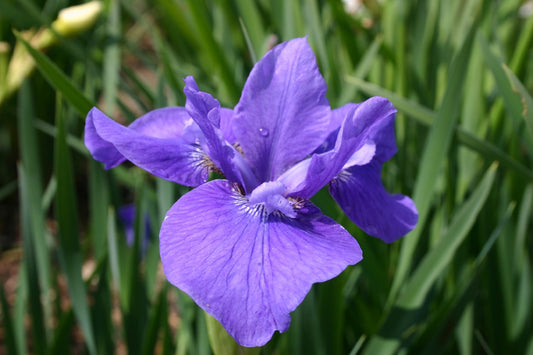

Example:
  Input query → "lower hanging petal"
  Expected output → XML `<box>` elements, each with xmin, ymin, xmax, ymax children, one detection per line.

<box><xmin>160</xmin><ymin>180</ymin><xmax>362</xmax><ymax>347</ymax></box>
<box><xmin>329</xmin><ymin>161</ymin><xmax>418</xmax><ymax>243</ymax></box>
<box><xmin>85</xmin><ymin>107</ymin><xmax>209</xmax><ymax>186</ymax></box>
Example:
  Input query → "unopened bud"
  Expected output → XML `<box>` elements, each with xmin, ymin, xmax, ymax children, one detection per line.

<box><xmin>52</xmin><ymin>1</ymin><xmax>103</xmax><ymax>37</ymax></box>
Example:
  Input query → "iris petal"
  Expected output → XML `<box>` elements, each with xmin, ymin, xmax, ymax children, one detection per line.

<box><xmin>184</xmin><ymin>77</ymin><xmax>258</xmax><ymax>191</ymax></box>
<box><xmin>85</xmin><ymin>107</ymin><xmax>209</xmax><ymax>186</ymax></box>
<box><xmin>315</xmin><ymin>103</ymin><xmax>361</xmax><ymax>154</ymax></box>
<box><xmin>330</xmin><ymin>161</ymin><xmax>418</xmax><ymax>242</ymax></box>
<box><xmin>280</xmin><ymin>97</ymin><xmax>396</xmax><ymax>198</ymax></box>
<box><xmin>329</xmin><ymin>100</ymin><xmax>417</xmax><ymax>241</ymax></box>
<box><xmin>232</xmin><ymin>37</ymin><xmax>330</xmax><ymax>181</ymax></box>
<box><xmin>160</xmin><ymin>180</ymin><xmax>362</xmax><ymax>347</ymax></box>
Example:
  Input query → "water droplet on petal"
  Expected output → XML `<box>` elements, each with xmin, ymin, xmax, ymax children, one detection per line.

<box><xmin>259</xmin><ymin>128</ymin><xmax>269</xmax><ymax>137</ymax></box>
<box><xmin>366</xmin><ymin>225</ymin><xmax>378</xmax><ymax>235</ymax></box>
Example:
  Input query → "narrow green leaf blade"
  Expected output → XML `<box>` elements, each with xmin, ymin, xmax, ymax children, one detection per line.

<box><xmin>13</xmin><ymin>31</ymin><xmax>94</xmax><ymax>117</ymax></box>
<box><xmin>480</xmin><ymin>34</ymin><xmax>533</xmax><ymax>151</ymax></box>
<box><xmin>364</xmin><ymin>163</ymin><xmax>498</xmax><ymax>354</ymax></box>
<box><xmin>17</xmin><ymin>165</ymin><xmax>47</xmax><ymax>355</ymax></box>
<box><xmin>54</xmin><ymin>97</ymin><xmax>96</xmax><ymax>355</ymax></box>
<box><xmin>205</xmin><ymin>313</ymin><xmax>260</xmax><ymax>355</ymax></box>
<box><xmin>391</xmin><ymin>27</ymin><xmax>476</xmax><ymax>300</ymax></box>
<box><xmin>345</xmin><ymin>76</ymin><xmax>533</xmax><ymax>180</ymax></box>
<box><xmin>0</xmin><ymin>284</ymin><xmax>18</xmax><ymax>355</ymax></box>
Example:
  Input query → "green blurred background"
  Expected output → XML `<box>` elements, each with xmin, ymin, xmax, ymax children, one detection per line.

<box><xmin>0</xmin><ymin>0</ymin><xmax>532</xmax><ymax>354</ymax></box>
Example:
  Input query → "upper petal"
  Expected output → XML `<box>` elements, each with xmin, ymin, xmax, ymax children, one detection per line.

<box><xmin>330</xmin><ymin>161</ymin><xmax>418</xmax><ymax>242</ymax></box>
<box><xmin>184</xmin><ymin>77</ymin><xmax>258</xmax><ymax>192</ymax></box>
<box><xmin>220</xmin><ymin>107</ymin><xmax>237</xmax><ymax>144</ymax></box>
<box><xmin>279</xmin><ymin>97</ymin><xmax>396</xmax><ymax>198</ymax></box>
<box><xmin>160</xmin><ymin>180</ymin><xmax>362</xmax><ymax>347</ymax></box>
<box><xmin>85</xmin><ymin>107</ymin><xmax>209</xmax><ymax>186</ymax></box>
<box><xmin>315</xmin><ymin>103</ymin><xmax>361</xmax><ymax>154</ymax></box>
<box><xmin>232</xmin><ymin>37</ymin><xmax>330</xmax><ymax>182</ymax></box>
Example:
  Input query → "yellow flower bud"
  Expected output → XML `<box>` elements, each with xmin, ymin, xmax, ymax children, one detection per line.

<box><xmin>52</xmin><ymin>1</ymin><xmax>104</xmax><ymax>37</ymax></box>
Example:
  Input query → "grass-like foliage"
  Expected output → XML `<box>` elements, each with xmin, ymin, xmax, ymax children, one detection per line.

<box><xmin>1</xmin><ymin>0</ymin><xmax>532</xmax><ymax>354</ymax></box>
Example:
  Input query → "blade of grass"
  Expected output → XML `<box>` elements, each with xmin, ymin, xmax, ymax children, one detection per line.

<box><xmin>363</xmin><ymin>163</ymin><xmax>498</xmax><ymax>354</ymax></box>
<box><xmin>421</xmin><ymin>201</ymin><xmax>515</xmax><ymax>354</ymax></box>
<box><xmin>0</xmin><ymin>179</ymin><xmax>17</xmax><ymax>201</ymax></box>
<box><xmin>123</xmin><ymin>189</ymin><xmax>149</xmax><ymax>353</ymax></box>
<box><xmin>511</xmin><ymin>256</ymin><xmax>531</xmax><ymax>341</ymax></box>
<box><xmin>107</xmin><ymin>207</ymin><xmax>121</xmax><ymax>293</ymax></box>
<box><xmin>103</xmin><ymin>0</ymin><xmax>121</xmax><ymax>113</ymax></box>
<box><xmin>41</xmin><ymin>175</ymin><xmax>57</xmax><ymax>211</ymax></box>
<box><xmin>390</xmin><ymin>28</ymin><xmax>476</xmax><ymax>300</ymax></box>
<box><xmin>205</xmin><ymin>313</ymin><xmax>260</xmax><ymax>355</ymax></box>
<box><xmin>516</xmin><ymin>185</ymin><xmax>532</xmax><ymax>270</ymax></box>
<box><xmin>17</xmin><ymin>81</ymin><xmax>53</xmax><ymax>337</ymax></box>
<box><xmin>339</xmin><ymin>36</ymin><xmax>383</xmax><ymax>105</ymax></box>
<box><xmin>184</xmin><ymin>0</ymin><xmax>240</xmax><ymax>101</ymax></box>
<box><xmin>509</xmin><ymin>186</ymin><xmax>533</xmax><ymax>341</ymax></box>
<box><xmin>509</xmin><ymin>10</ymin><xmax>533</xmax><ymax>77</ymax></box>
<box><xmin>18</xmin><ymin>164</ymin><xmax>47</xmax><ymax>355</ymax></box>
<box><xmin>34</xmin><ymin>119</ymin><xmax>88</xmax><ymax>154</ymax></box>
<box><xmin>457</xmin><ymin>38</ymin><xmax>485</xmax><ymax>200</ymax></box>
<box><xmin>502</xmin><ymin>64</ymin><xmax>533</xmax><ymax>142</ymax></box>
<box><xmin>141</xmin><ymin>286</ymin><xmax>168</xmax><ymax>355</ymax></box>
<box><xmin>480</xmin><ymin>34</ymin><xmax>533</xmax><ymax>154</ymax></box>
<box><xmin>303</xmin><ymin>0</ymin><xmax>330</xmax><ymax>79</ymax></box>
<box><xmin>12</xmin><ymin>260</ymin><xmax>28</xmax><ymax>355</ymax></box>
<box><xmin>0</xmin><ymin>285</ymin><xmax>18</xmax><ymax>355</ymax></box>
<box><xmin>89</xmin><ymin>161</ymin><xmax>109</xmax><ymax>262</ymax></box>
<box><xmin>46</xmin><ymin>310</ymin><xmax>75</xmax><ymax>355</ymax></box>
<box><xmin>344</xmin><ymin>77</ymin><xmax>533</xmax><ymax>180</ymax></box>
<box><xmin>235</xmin><ymin>0</ymin><xmax>264</xmax><ymax>60</ymax></box>
<box><xmin>13</xmin><ymin>31</ymin><xmax>94</xmax><ymax>117</ymax></box>
<box><xmin>91</xmin><ymin>261</ymin><xmax>114</xmax><ymax>354</ymax></box>
<box><xmin>54</xmin><ymin>95</ymin><xmax>96</xmax><ymax>355</ymax></box>
<box><xmin>239</xmin><ymin>18</ymin><xmax>258</xmax><ymax>64</ymax></box>
<box><xmin>402</xmin><ymin>163</ymin><xmax>497</xmax><ymax>306</ymax></box>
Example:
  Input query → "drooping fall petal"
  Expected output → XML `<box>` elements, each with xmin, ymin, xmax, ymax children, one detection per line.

<box><xmin>160</xmin><ymin>180</ymin><xmax>362</xmax><ymax>347</ymax></box>
<box><xmin>85</xmin><ymin>107</ymin><xmax>209</xmax><ymax>186</ymax></box>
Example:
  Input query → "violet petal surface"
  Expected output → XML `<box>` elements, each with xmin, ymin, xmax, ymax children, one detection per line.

<box><xmin>160</xmin><ymin>180</ymin><xmax>362</xmax><ymax>347</ymax></box>
<box><xmin>85</xmin><ymin>107</ymin><xmax>209</xmax><ymax>186</ymax></box>
<box><xmin>232</xmin><ymin>37</ymin><xmax>330</xmax><ymax>181</ymax></box>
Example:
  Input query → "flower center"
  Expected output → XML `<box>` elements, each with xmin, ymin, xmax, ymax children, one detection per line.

<box><xmin>248</xmin><ymin>181</ymin><xmax>296</xmax><ymax>218</ymax></box>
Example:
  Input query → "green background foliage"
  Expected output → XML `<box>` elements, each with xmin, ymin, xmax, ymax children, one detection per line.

<box><xmin>0</xmin><ymin>0</ymin><xmax>532</xmax><ymax>354</ymax></box>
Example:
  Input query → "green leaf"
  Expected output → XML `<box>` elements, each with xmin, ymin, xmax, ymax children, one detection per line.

<box><xmin>0</xmin><ymin>285</ymin><xmax>18</xmax><ymax>355</ymax></box>
<box><xmin>0</xmin><ymin>180</ymin><xmax>17</xmax><ymax>202</ymax></box>
<box><xmin>391</xmin><ymin>27</ymin><xmax>477</xmax><ymax>301</ymax></box>
<box><xmin>12</xmin><ymin>261</ymin><xmax>28</xmax><ymax>355</ymax></box>
<box><xmin>339</xmin><ymin>36</ymin><xmax>383</xmax><ymax>105</ymax></box>
<box><xmin>235</xmin><ymin>0</ymin><xmax>264</xmax><ymax>61</ymax></box>
<box><xmin>103</xmin><ymin>0</ymin><xmax>121</xmax><ymax>112</ymax></box>
<box><xmin>54</xmin><ymin>96</ymin><xmax>96</xmax><ymax>355</ymax></box>
<box><xmin>106</xmin><ymin>207</ymin><xmax>121</xmax><ymax>293</ymax></box>
<box><xmin>141</xmin><ymin>287</ymin><xmax>168</xmax><ymax>355</ymax></box>
<box><xmin>501</xmin><ymin>65</ymin><xmax>533</xmax><ymax>143</ymax></box>
<box><xmin>363</xmin><ymin>163</ymin><xmax>498</xmax><ymax>354</ymax></box>
<box><xmin>480</xmin><ymin>34</ymin><xmax>533</xmax><ymax>154</ymax></box>
<box><xmin>13</xmin><ymin>31</ymin><xmax>94</xmax><ymax>117</ymax></box>
<box><xmin>47</xmin><ymin>310</ymin><xmax>75</xmax><ymax>355</ymax></box>
<box><xmin>17</xmin><ymin>165</ymin><xmax>47</xmax><ymax>355</ymax></box>
<box><xmin>89</xmin><ymin>161</ymin><xmax>109</xmax><ymax>263</ymax></box>
<box><xmin>17</xmin><ymin>81</ymin><xmax>53</xmax><ymax>340</ymax></box>
<box><xmin>345</xmin><ymin>76</ymin><xmax>533</xmax><ymax>181</ymax></box>
<box><xmin>205</xmin><ymin>312</ymin><xmax>260</xmax><ymax>355</ymax></box>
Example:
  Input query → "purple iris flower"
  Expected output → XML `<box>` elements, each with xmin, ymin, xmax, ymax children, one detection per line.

<box><xmin>84</xmin><ymin>37</ymin><xmax>417</xmax><ymax>347</ymax></box>
<box><xmin>117</xmin><ymin>204</ymin><xmax>151</xmax><ymax>252</ymax></box>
